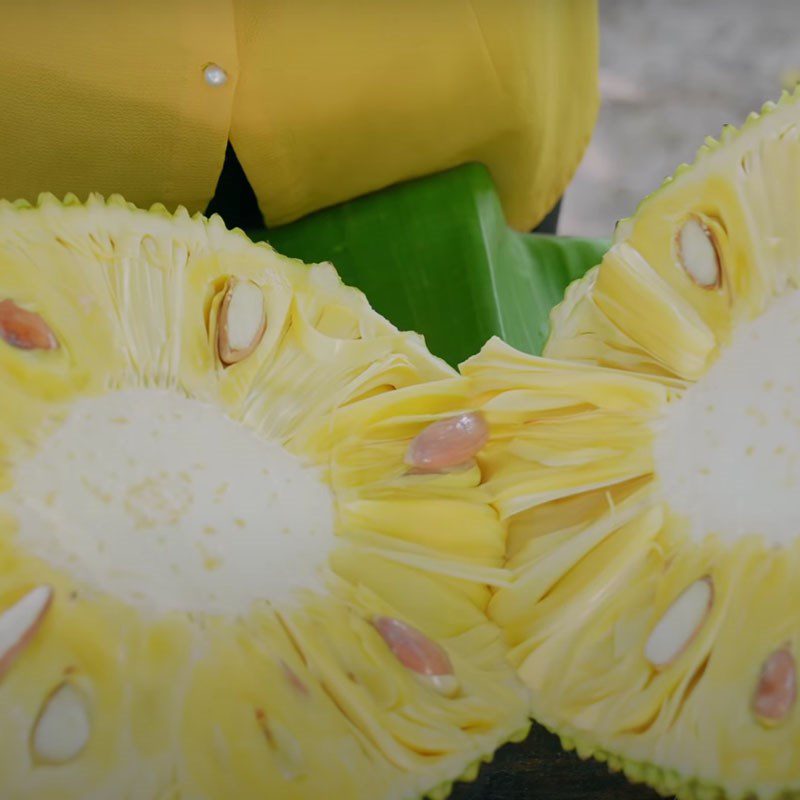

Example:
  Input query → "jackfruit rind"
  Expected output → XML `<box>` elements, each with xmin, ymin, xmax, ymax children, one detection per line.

<box><xmin>546</xmin><ymin>87</ymin><xmax>800</xmax><ymax>375</ymax></box>
<box><xmin>0</xmin><ymin>194</ymin><xmax>528</xmax><ymax>799</ymax></box>
<box><xmin>468</xmin><ymin>87</ymin><xmax>800</xmax><ymax>800</ymax></box>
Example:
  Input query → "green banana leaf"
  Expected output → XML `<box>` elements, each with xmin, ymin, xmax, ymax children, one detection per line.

<box><xmin>251</xmin><ymin>164</ymin><xmax>609</xmax><ymax>367</ymax></box>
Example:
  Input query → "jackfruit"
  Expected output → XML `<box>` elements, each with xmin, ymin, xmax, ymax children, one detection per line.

<box><xmin>0</xmin><ymin>194</ymin><xmax>528</xmax><ymax>799</ymax></box>
<box><xmin>465</xmin><ymin>90</ymin><xmax>800</xmax><ymax>799</ymax></box>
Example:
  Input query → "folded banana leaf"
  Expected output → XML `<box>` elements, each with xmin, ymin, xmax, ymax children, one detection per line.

<box><xmin>252</xmin><ymin>164</ymin><xmax>609</xmax><ymax>367</ymax></box>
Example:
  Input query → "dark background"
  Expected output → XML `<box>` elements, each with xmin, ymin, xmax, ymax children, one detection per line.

<box><xmin>450</xmin><ymin>724</ymin><xmax>663</xmax><ymax>800</ymax></box>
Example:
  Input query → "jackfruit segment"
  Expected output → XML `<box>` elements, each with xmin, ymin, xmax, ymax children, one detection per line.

<box><xmin>0</xmin><ymin>195</ymin><xmax>528</xmax><ymax>799</ymax></box>
<box><xmin>546</xmin><ymin>92</ymin><xmax>800</xmax><ymax>380</ymax></box>
<box><xmin>471</xmin><ymin>89</ymin><xmax>800</xmax><ymax>800</ymax></box>
<box><xmin>462</xmin><ymin>338</ymin><xmax>666</xmax><ymax>522</ymax></box>
<box><xmin>470</xmin><ymin>336</ymin><xmax>800</xmax><ymax>796</ymax></box>
<box><xmin>544</xmin><ymin>269</ymin><xmax>685</xmax><ymax>381</ymax></box>
<box><xmin>280</xmin><ymin>581</ymin><xmax>527</xmax><ymax>776</ymax></box>
<box><xmin>327</xmin><ymin>379</ymin><xmax>509</xmax><ymax>590</ymax></box>
<box><xmin>593</xmin><ymin>244</ymin><xmax>717</xmax><ymax>381</ymax></box>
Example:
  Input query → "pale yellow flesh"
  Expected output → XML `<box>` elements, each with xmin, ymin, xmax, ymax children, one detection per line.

<box><xmin>469</xmin><ymin>89</ymin><xmax>800</xmax><ymax>800</ymax></box>
<box><xmin>0</xmin><ymin>196</ymin><xmax>528</xmax><ymax>800</ymax></box>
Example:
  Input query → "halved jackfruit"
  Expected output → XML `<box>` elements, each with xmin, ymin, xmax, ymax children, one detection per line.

<box><xmin>465</xmin><ymin>89</ymin><xmax>800</xmax><ymax>799</ymax></box>
<box><xmin>0</xmin><ymin>194</ymin><xmax>528</xmax><ymax>799</ymax></box>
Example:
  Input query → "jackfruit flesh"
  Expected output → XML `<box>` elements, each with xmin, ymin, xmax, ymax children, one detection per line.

<box><xmin>465</xmin><ymin>90</ymin><xmax>800</xmax><ymax>799</ymax></box>
<box><xmin>0</xmin><ymin>195</ymin><xmax>528</xmax><ymax>799</ymax></box>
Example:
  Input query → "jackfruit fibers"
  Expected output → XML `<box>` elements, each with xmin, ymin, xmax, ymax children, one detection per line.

<box><xmin>0</xmin><ymin>195</ymin><xmax>527</xmax><ymax>799</ymax></box>
<box><xmin>475</xmin><ymin>90</ymin><xmax>800</xmax><ymax>800</ymax></box>
<box><xmin>3</xmin><ymin>89</ymin><xmax>800</xmax><ymax>800</ymax></box>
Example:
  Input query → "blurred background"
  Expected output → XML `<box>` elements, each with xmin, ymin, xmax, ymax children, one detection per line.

<box><xmin>562</xmin><ymin>0</ymin><xmax>800</xmax><ymax>236</ymax></box>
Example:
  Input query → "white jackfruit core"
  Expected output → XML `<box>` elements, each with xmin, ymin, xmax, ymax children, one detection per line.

<box><xmin>655</xmin><ymin>289</ymin><xmax>800</xmax><ymax>544</ymax></box>
<box><xmin>2</xmin><ymin>389</ymin><xmax>335</xmax><ymax>614</ymax></box>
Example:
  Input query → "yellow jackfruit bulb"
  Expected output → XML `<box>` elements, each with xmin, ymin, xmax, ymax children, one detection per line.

<box><xmin>0</xmin><ymin>195</ymin><xmax>528</xmax><ymax>799</ymax></box>
<box><xmin>464</xmin><ymin>87</ymin><xmax>800</xmax><ymax>799</ymax></box>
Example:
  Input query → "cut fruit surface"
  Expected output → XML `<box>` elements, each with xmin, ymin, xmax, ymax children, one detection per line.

<box><xmin>5</xmin><ymin>389</ymin><xmax>336</xmax><ymax>614</ymax></box>
<box><xmin>464</xmin><ymin>89</ymin><xmax>800</xmax><ymax>800</ymax></box>
<box><xmin>0</xmin><ymin>195</ymin><xmax>527</xmax><ymax>800</ymax></box>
